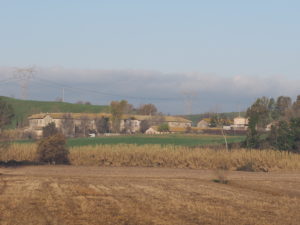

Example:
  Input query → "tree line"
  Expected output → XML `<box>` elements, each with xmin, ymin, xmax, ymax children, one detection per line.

<box><xmin>245</xmin><ymin>95</ymin><xmax>300</xmax><ymax>152</ymax></box>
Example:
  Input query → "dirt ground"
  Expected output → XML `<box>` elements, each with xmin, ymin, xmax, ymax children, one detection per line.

<box><xmin>0</xmin><ymin>166</ymin><xmax>299</xmax><ymax>225</ymax></box>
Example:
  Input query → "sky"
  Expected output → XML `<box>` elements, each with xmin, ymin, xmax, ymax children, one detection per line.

<box><xmin>0</xmin><ymin>0</ymin><xmax>299</xmax><ymax>114</ymax></box>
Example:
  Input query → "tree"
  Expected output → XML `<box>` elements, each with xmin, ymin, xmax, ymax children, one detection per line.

<box><xmin>268</xmin><ymin>120</ymin><xmax>293</xmax><ymax>151</ymax></box>
<box><xmin>75</xmin><ymin>116</ymin><xmax>90</xmax><ymax>137</ymax></box>
<box><xmin>140</xmin><ymin>120</ymin><xmax>151</xmax><ymax>133</ymax></box>
<box><xmin>244</xmin><ymin>97</ymin><xmax>275</xmax><ymax>149</ymax></box>
<box><xmin>246</xmin><ymin>97</ymin><xmax>272</xmax><ymax>130</ymax></box>
<box><xmin>267</xmin><ymin>118</ymin><xmax>300</xmax><ymax>152</ymax></box>
<box><xmin>292</xmin><ymin>95</ymin><xmax>300</xmax><ymax>117</ymax></box>
<box><xmin>290</xmin><ymin>117</ymin><xmax>300</xmax><ymax>152</ymax></box>
<box><xmin>137</xmin><ymin>104</ymin><xmax>158</xmax><ymax>115</ymax></box>
<box><xmin>275</xmin><ymin>96</ymin><xmax>292</xmax><ymax>117</ymax></box>
<box><xmin>268</xmin><ymin>98</ymin><xmax>278</xmax><ymax>120</ymax></box>
<box><xmin>244</xmin><ymin>116</ymin><xmax>260</xmax><ymax>148</ymax></box>
<box><xmin>95</xmin><ymin>116</ymin><xmax>110</xmax><ymax>134</ymax></box>
<box><xmin>245</xmin><ymin>95</ymin><xmax>300</xmax><ymax>151</ymax></box>
<box><xmin>0</xmin><ymin>98</ymin><xmax>14</xmax><ymax>130</ymax></box>
<box><xmin>209</xmin><ymin>115</ymin><xmax>219</xmax><ymax>127</ymax></box>
<box><xmin>0</xmin><ymin>99</ymin><xmax>14</xmax><ymax>150</ymax></box>
<box><xmin>37</xmin><ymin>133</ymin><xmax>69</xmax><ymax>164</ymax></box>
<box><xmin>60</xmin><ymin>113</ymin><xmax>75</xmax><ymax>137</ymax></box>
<box><xmin>43</xmin><ymin>122</ymin><xmax>59</xmax><ymax>138</ymax></box>
<box><xmin>110</xmin><ymin>100</ymin><xmax>129</xmax><ymax>132</ymax></box>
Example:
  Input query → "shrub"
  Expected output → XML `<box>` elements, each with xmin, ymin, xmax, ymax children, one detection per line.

<box><xmin>213</xmin><ymin>170</ymin><xmax>229</xmax><ymax>184</ymax></box>
<box><xmin>37</xmin><ymin>133</ymin><xmax>69</xmax><ymax>164</ymax></box>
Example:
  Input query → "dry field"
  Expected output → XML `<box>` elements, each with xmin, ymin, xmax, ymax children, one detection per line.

<box><xmin>0</xmin><ymin>166</ymin><xmax>300</xmax><ymax>225</ymax></box>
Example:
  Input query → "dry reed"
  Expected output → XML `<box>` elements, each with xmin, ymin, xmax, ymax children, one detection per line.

<box><xmin>1</xmin><ymin>143</ymin><xmax>300</xmax><ymax>171</ymax></box>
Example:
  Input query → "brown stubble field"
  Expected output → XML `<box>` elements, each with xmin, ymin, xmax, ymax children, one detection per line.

<box><xmin>0</xmin><ymin>166</ymin><xmax>299</xmax><ymax>225</ymax></box>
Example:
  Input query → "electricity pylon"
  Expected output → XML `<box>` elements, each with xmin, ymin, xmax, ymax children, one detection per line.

<box><xmin>182</xmin><ymin>90</ymin><xmax>197</xmax><ymax>115</ymax></box>
<box><xmin>13</xmin><ymin>67</ymin><xmax>35</xmax><ymax>100</ymax></box>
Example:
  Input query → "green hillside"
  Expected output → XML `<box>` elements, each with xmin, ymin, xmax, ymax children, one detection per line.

<box><xmin>0</xmin><ymin>96</ymin><xmax>109</xmax><ymax>128</ymax></box>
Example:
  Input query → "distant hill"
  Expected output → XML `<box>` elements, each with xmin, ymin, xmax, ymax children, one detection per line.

<box><xmin>181</xmin><ymin>112</ymin><xmax>246</xmax><ymax>125</ymax></box>
<box><xmin>0</xmin><ymin>96</ymin><xmax>109</xmax><ymax>128</ymax></box>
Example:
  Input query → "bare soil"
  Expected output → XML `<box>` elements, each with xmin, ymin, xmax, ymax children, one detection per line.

<box><xmin>0</xmin><ymin>166</ymin><xmax>299</xmax><ymax>225</ymax></box>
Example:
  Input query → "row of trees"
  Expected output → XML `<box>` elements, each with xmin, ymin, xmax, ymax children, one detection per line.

<box><xmin>245</xmin><ymin>95</ymin><xmax>300</xmax><ymax>152</ymax></box>
<box><xmin>110</xmin><ymin>101</ymin><xmax>158</xmax><ymax>116</ymax></box>
<box><xmin>110</xmin><ymin>100</ymin><xmax>160</xmax><ymax>133</ymax></box>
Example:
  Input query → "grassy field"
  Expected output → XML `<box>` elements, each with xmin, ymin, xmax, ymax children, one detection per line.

<box><xmin>0</xmin><ymin>166</ymin><xmax>299</xmax><ymax>225</ymax></box>
<box><xmin>0</xmin><ymin>96</ymin><xmax>109</xmax><ymax>128</ymax></box>
<box><xmin>67</xmin><ymin>134</ymin><xmax>245</xmax><ymax>147</ymax></box>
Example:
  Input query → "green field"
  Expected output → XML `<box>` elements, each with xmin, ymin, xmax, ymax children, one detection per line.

<box><xmin>67</xmin><ymin>134</ymin><xmax>245</xmax><ymax>147</ymax></box>
<box><xmin>0</xmin><ymin>96</ymin><xmax>109</xmax><ymax>128</ymax></box>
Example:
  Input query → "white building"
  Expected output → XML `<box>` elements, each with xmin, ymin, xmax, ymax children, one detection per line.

<box><xmin>27</xmin><ymin>113</ymin><xmax>192</xmax><ymax>137</ymax></box>
<box><xmin>232</xmin><ymin>117</ymin><xmax>249</xmax><ymax>130</ymax></box>
<box><xmin>197</xmin><ymin>120</ymin><xmax>209</xmax><ymax>128</ymax></box>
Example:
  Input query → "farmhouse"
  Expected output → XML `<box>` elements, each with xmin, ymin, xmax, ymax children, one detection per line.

<box><xmin>232</xmin><ymin>117</ymin><xmax>249</xmax><ymax>130</ymax></box>
<box><xmin>145</xmin><ymin>127</ymin><xmax>160</xmax><ymax>134</ymax></box>
<box><xmin>197</xmin><ymin>119</ymin><xmax>209</xmax><ymax>128</ymax></box>
<box><xmin>27</xmin><ymin>113</ymin><xmax>192</xmax><ymax>137</ymax></box>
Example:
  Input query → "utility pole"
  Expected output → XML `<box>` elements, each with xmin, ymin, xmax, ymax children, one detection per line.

<box><xmin>62</xmin><ymin>87</ymin><xmax>65</xmax><ymax>102</ymax></box>
<box><xmin>182</xmin><ymin>90</ymin><xmax>197</xmax><ymax>115</ymax></box>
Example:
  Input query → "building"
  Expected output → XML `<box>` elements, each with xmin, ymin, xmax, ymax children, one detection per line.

<box><xmin>27</xmin><ymin>113</ymin><xmax>192</xmax><ymax>137</ymax></box>
<box><xmin>232</xmin><ymin>117</ymin><xmax>249</xmax><ymax>130</ymax></box>
<box><xmin>145</xmin><ymin>127</ymin><xmax>160</xmax><ymax>134</ymax></box>
<box><xmin>197</xmin><ymin>119</ymin><xmax>209</xmax><ymax>129</ymax></box>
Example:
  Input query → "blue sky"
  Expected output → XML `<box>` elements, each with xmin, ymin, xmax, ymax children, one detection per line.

<box><xmin>0</xmin><ymin>1</ymin><xmax>299</xmax><ymax>113</ymax></box>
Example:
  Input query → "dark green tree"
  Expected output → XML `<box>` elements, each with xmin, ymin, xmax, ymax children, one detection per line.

<box><xmin>275</xmin><ymin>96</ymin><xmax>292</xmax><ymax>117</ymax></box>
<box><xmin>244</xmin><ymin>116</ymin><xmax>260</xmax><ymax>148</ymax></box>
<box><xmin>140</xmin><ymin>120</ymin><xmax>150</xmax><ymax>133</ymax></box>
<box><xmin>0</xmin><ymin>99</ymin><xmax>14</xmax><ymax>129</ymax></box>
<box><xmin>209</xmin><ymin>115</ymin><xmax>219</xmax><ymax>127</ymax></box>
<box><xmin>43</xmin><ymin>122</ymin><xmax>59</xmax><ymax>138</ymax></box>
<box><xmin>246</xmin><ymin>97</ymin><xmax>271</xmax><ymax>130</ymax></box>
<box><xmin>267</xmin><ymin>118</ymin><xmax>300</xmax><ymax>152</ymax></box>
<box><xmin>0</xmin><ymin>99</ymin><xmax>14</xmax><ymax>151</ymax></box>
<box><xmin>275</xmin><ymin>121</ymin><xmax>293</xmax><ymax>150</ymax></box>
<box><xmin>290</xmin><ymin>117</ymin><xmax>300</xmax><ymax>152</ymax></box>
<box><xmin>95</xmin><ymin>116</ymin><xmax>110</xmax><ymax>133</ymax></box>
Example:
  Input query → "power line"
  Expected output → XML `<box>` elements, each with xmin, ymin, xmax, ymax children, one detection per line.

<box><xmin>33</xmin><ymin>76</ymin><xmax>182</xmax><ymax>102</ymax></box>
<box><xmin>0</xmin><ymin>77</ymin><xmax>21</xmax><ymax>86</ymax></box>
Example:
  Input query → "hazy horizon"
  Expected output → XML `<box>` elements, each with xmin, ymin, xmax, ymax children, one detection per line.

<box><xmin>1</xmin><ymin>1</ymin><xmax>299</xmax><ymax>114</ymax></box>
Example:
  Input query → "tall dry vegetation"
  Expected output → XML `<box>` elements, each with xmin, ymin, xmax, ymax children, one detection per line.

<box><xmin>1</xmin><ymin>144</ymin><xmax>300</xmax><ymax>171</ymax></box>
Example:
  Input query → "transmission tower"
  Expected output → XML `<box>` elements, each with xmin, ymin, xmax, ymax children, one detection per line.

<box><xmin>13</xmin><ymin>67</ymin><xmax>35</xmax><ymax>100</ymax></box>
<box><xmin>182</xmin><ymin>90</ymin><xmax>197</xmax><ymax>115</ymax></box>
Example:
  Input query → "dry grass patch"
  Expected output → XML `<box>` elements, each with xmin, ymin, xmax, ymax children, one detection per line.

<box><xmin>1</xmin><ymin>143</ymin><xmax>300</xmax><ymax>171</ymax></box>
